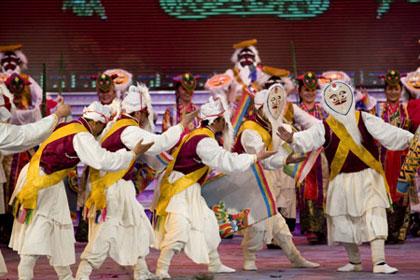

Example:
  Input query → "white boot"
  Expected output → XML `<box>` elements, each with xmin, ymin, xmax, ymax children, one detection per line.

<box><xmin>274</xmin><ymin>235</ymin><xmax>320</xmax><ymax>268</ymax></box>
<box><xmin>53</xmin><ymin>266</ymin><xmax>74</xmax><ymax>280</ymax></box>
<box><xmin>18</xmin><ymin>255</ymin><xmax>38</xmax><ymax>280</ymax></box>
<box><xmin>208</xmin><ymin>250</ymin><xmax>235</xmax><ymax>274</ymax></box>
<box><xmin>337</xmin><ymin>263</ymin><xmax>363</xmax><ymax>272</ymax></box>
<box><xmin>338</xmin><ymin>243</ymin><xmax>362</xmax><ymax>272</ymax></box>
<box><xmin>155</xmin><ymin>248</ymin><xmax>175</xmax><ymax>279</ymax></box>
<box><xmin>133</xmin><ymin>257</ymin><xmax>156</xmax><ymax>280</ymax></box>
<box><xmin>291</xmin><ymin>257</ymin><xmax>320</xmax><ymax>268</ymax></box>
<box><xmin>373</xmin><ymin>263</ymin><xmax>398</xmax><ymax>274</ymax></box>
<box><xmin>75</xmin><ymin>260</ymin><xmax>94</xmax><ymax>280</ymax></box>
<box><xmin>371</xmin><ymin>239</ymin><xmax>398</xmax><ymax>274</ymax></box>
<box><xmin>242</xmin><ymin>250</ymin><xmax>257</xmax><ymax>271</ymax></box>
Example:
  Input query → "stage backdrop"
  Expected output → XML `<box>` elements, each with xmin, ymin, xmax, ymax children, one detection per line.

<box><xmin>0</xmin><ymin>0</ymin><xmax>419</xmax><ymax>89</ymax></box>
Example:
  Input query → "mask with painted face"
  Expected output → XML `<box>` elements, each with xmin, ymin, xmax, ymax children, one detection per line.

<box><xmin>323</xmin><ymin>81</ymin><xmax>353</xmax><ymax>116</ymax></box>
<box><xmin>266</xmin><ymin>83</ymin><xmax>286</xmax><ymax>120</ymax></box>
<box><xmin>1</xmin><ymin>51</ymin><xmax>21</xmax><ymax>73</ymax></box>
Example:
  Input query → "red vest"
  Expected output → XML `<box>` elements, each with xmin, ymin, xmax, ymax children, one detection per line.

<box><xmin>323</xmin><ymin>114</ymin><xmax>379</xmax><ymax>174</ymax></box>
<box><xmin>40</xmin><ymin>118</ymin><xmax>92</xmax><ymax>174</ymax></box>
<box><xmin>100</xmin><ymin>115</ymin><xmax>137</xmax><ymax>180</ymax></box>
<box><xmin>173</xmin><ymin>134</ymin><xmax>209</xmax><ymax>176</ymax></box>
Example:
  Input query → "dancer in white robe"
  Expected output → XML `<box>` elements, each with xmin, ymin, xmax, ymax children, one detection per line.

<box><xmin>278</xmin><ymin>81</ymin><xmax>413</xmax><ymax>274</ymax></box>
<box><xmin>76</xmin><ymin>84</ymin><xmax>196</xmax><ymax>280</ymax></box>
<box><xmin>0</xmin><ymin>96</ymin><xmax>71</xmax><ymax>277</ymax></box>
<box><xmin>152</xmin><ymin>97</ymin><xmax>276</xmax><ymax>279</ymax></box>
<box><xmin>9</xmin><ymin>101</ymin><xmax>151</xmax><ymax>280</ymax></box>
<box><xmin>233</xmin><ymin>84</ymin><xmax>319</xmax><ymax>271</ymax></box>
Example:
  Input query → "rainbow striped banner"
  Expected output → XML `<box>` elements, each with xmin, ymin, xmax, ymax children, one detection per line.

<box><xmin>231</xmin><ymin>92</ymin><xmax>253</xmax><ymax>135</ymax></box>
<box><xmin>155</xmin><ymin>151</ymin><xmax>173</xmax><ymax>166</ymax></box>
<box><xmin>250</xmin><ymin>162</ymin><xmax>278</xmax><ymax>216</ymax></box>
<box><xmin>202</xmin><ymin>161</ymin><xmax>277</xmax><ymax>231</ymax></box>
<box><xmin>283</xmin><ymin>148</ymin><xmax>323</xmax><ymax>184</ymax></box>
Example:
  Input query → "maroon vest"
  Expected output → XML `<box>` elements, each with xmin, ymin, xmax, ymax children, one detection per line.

<box><xmin>173</xmin><ymin>134</ymin><xmax>209</xmax><ymax>177</ymax></box>
<box><xmin>101</xmin><ymin>115</ymin><xmax>137</xmax><ymax>180</ymax></box>
<box><xmin>40</xmin><ymin>118</ymin><xmax>92</xmax><ymax>174</ymax></box>
<box><xmin>323</xmin><ymin>113</ymin><xmax>379</xmax><ymax>174</ymax></box>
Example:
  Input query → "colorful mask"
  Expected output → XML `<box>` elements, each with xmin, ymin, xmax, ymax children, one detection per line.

<box><xmin>1</xmin><ymin>51</ymin><xmax>21</xmax><ymax>72</ymax></box>
<box><xmin>237</xmin><ymin>47</ymin><xmax>256</xmax><ymax>67</ymax></box>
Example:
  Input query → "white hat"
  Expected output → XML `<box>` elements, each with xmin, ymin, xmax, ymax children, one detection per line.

<box><xmin>254</xmin><ymin>89</ymin><xmax>267</xmax><ymax>109</ymax></box>
<box><xmin>82</xmin><ymin>101</ymin><xmax>111</xmax><ymax>123</ymax></box>
<box><xmin>199</xmin><ymin>96</ymin><xmax>226</xmax><ymax>125</ymax></box>
<box><xmin>122</xmin><ymin>83</ymin><xmax>155</xmax><ymax>131</ymax></box>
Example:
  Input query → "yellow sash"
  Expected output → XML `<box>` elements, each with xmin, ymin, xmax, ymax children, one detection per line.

<box><xmin>326</xmin><ymin>111</ymin><xmax>390</xmax><ymax>195</ymax></box>
<box><xmin>155</xmin><ymin>127</ymin><xmax>215</xmax><ymax>217</ymax></box>
<box><xmin>283</xmin><ymin>102</ymin><xmax>294</xmax><ymax>124</ymax></box>
<box><xmin>85</xmin><ymin>118</ymin><xmax>138</xmax><ymax>211</ymax></box>
<box><xmin>15</xmin><ymin>122</ymin><xmax>88</xmax><ymax>212</ymax></box>
<box><xmin>237</xmin><ymin>120</ymin><xmax>273</xmax><ymax>150</ymax></box>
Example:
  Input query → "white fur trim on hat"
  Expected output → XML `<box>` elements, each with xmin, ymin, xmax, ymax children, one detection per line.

<box><xmin>104</xmin><ymin>68</ymin><xmax>133</xmax><ymax>94</ymax></box>
<box><xmin>401</xmin><ymin>67</ymin><xmax>420</xmax><ymax>98</ymax></box>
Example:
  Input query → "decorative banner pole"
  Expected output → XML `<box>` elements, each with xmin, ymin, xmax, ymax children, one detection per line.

<box><xmin>41</xmin><ymin>63</ymin><xmax>47</xmax><ymax>117</ymax></box>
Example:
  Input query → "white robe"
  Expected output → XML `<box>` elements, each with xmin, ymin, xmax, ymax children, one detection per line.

<box><xmin>153</xmin><ymin>136</ymin><xmax>256</xmax><ymax>264</ymax></box>
<box><xmin>81</xmin><ymin>123</ymin><xmax>184</xmax><ymax>267</ymax></box>
<box><xmin>239</xmin><ymin>129</ymin><xmax>292</xmax><ymax>250</ymax></box>
<box><xmin>0</xmin><ymin>114</ymin><xmax>57</xmax><ymax>155</ymax></box>
<box><xmin>9</xmin><ymin>131</ymin><xmax>135</xmax><ymax>266</ymax></box>
<box><xmin>291</xmin><ymin>112</ymin><xmax>413</xmax><ymax>244</ymax></box>
<box><xmin>0</xmin><ymin>114</ymin><xmax>58</xmax><ymax>276</ymax></box>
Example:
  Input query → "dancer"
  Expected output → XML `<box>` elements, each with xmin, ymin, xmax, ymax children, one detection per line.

<box><xmin>278</xmin><ymin>81</ymin><xmax>413</xmax><ymax>274</ymax></box>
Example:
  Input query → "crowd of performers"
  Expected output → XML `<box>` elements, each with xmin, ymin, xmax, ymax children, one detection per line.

<box><xmin>0</xmin><ymin>40</ymin><xmax>419</xmax><ymax>279</ymax></box>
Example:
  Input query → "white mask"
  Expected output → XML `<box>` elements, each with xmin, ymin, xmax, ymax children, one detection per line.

<box><xmin>323</xmin><ymin>81</ymin><xmax>353</xmax><ymax>116</ymax></box>
<box><xmin>266</xmin><ymin>83</ymin><xmax>286</xmax><ymax>120</ymax></box>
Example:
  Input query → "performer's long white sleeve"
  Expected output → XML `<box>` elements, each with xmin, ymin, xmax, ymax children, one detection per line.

<box><xmin>0</xmin><ymin>114</ymin><xmax>57</xmax><ymax>154</ymax></box>
<box><xmin>291</xmin><ymin>123</ymin><xmax>326</xmax><ymax>154</ymax></box>
<box><xmin>196</xmin><ymin>137</ymin><xmax>256</xmax><ymax>173</ymax></box>
<box><xmin>292</xmin><ymin>104</ymin><xmax>321</xmax><ymax>129</ymax></box>
<box><xmin>240</xmin><ymin>129</ymin><xmax>288</xmax><ymax>169</ymax></box>
<box><xmin>121</xmin><ymin>123</ymin><xmax>183</xmax><ymax>155</ymax></box>
<box><xmin>361</xmin><ymin>111</ymin><xmax>413</xmax><ymax>150</ymax></box>
<box><xmin>73</xmin><ymin>132</ymin><xmax>134</xmax><ymax>171</ymax></box>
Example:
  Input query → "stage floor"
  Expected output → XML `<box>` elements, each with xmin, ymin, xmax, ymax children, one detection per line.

<box><xmin>1</xmin><ymin>236</ymin><xmax>419</xmax><ymax>279</ymax></box>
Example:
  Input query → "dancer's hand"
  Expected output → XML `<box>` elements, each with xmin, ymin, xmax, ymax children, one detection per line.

<box><xmin>180</xmin><ymin>110</ymin><xmax>198</xmax><ymax>129</ymax></box>
<box><xmin>54</xmin><ymin>104</ymin><xmax>72</xmax><ymax>118</ymax></box>
<box><xmin>256</xmin><ymin>150</ymin><xmax>277</xmax><ymax>161</ymax></box>
<box><xmin>277</xmin><ymin>126</ymin><xmax>294</xmax><ymax>144</ymax></box>
<box><xmin>133</xmin><ymin>139</ymin><xmax>154</xmax><ymax>156</ymax></box>
<box><xmin>286</xmin><ymin>153</ymin><xmax>306</xmax><ymax>164</ymax></box>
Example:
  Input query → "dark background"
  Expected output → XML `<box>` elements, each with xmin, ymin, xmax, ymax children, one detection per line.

<box><xmin>0</xmin><ymin>0</ymin><xmax>419</xmax><ymax>89</ymax></box>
